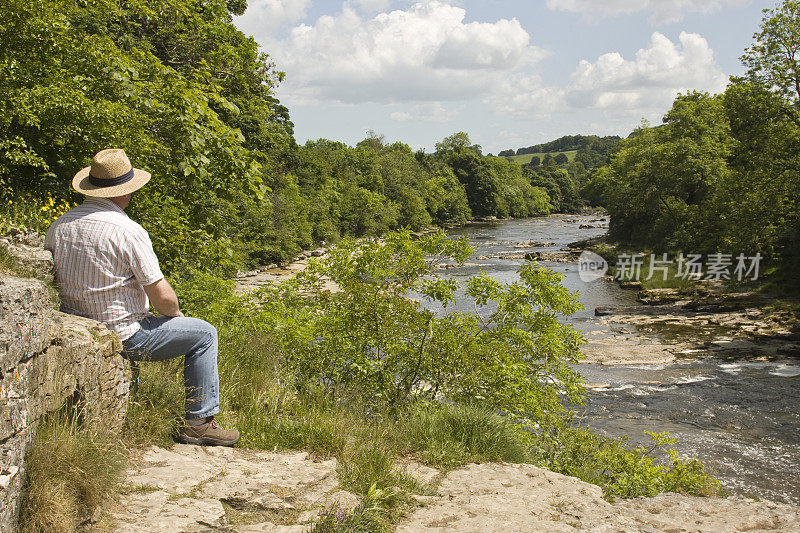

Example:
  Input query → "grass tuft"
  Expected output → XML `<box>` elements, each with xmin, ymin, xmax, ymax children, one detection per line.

<box><xmin>123</xmin><ymin>359</ymin><xmax>184</xmax><ymax>446</ymax></box>
<box><xmin>19</xmin><ymin>415</ymin><xmax>126</xmax><ymax>533</ymax></box>
<box><xmin>396</xmin><ymin>402</ymin><xmax>530</xmax><ymax>467</ymax></box>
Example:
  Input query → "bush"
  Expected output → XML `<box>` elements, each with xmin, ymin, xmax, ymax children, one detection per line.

<box><xmin>529</xmin><ymin>426</ymin><xmax>721</xmax><ymax>500</ymax></box>
<box><xmin>242</xmin><ymin>229</ymin><xmax>585</xmax><ymax>424</ymax></box>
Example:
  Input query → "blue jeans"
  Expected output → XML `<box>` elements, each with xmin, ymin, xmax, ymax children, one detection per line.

<box><xmin>121</xmin><ymin>316</ymin><xmax>219</xmax><ymax>420</ymax></box>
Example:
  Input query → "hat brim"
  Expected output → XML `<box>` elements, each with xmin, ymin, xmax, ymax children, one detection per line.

<box><xmin>72</xmin><ymin>166</ymin><xmax>151</xmax><ymax>197</ymax></box>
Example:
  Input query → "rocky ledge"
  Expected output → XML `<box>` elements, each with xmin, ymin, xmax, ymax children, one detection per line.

<box><xmin>587</xmin><ymin>288</ymin><xmax>800</xmax><ymax>364</ymax></box>
<box><xmin>113</xmin><ymin>445</ymin><xmax>800</xmax><ymax>532</ymax></box>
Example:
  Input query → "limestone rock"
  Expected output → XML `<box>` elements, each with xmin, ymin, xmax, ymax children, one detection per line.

<box><xmin>115</xmin><ymin>445</ymin><xmax>360</xmax><ymax>533</ymax></box>
<box><xmin>395</xmin><ymin>462</ymin><xmax>800</xmax><ymax>532</ymax></box>
<box><xmin>0</xmin><ymin>274</ymin><xmax>129</xmax><ymax>531</ymax></box>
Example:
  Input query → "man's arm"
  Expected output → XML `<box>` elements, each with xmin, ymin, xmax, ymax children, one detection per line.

<box><xmin>143</xmin><ymin>278</ymin><xmax>184</xmax><ymax>317</ymax></box>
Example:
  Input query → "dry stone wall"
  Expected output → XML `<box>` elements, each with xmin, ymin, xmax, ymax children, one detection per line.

<box><xmin>0</xmin><ymin>242</ymin><xmax>130</xmax><ymax>530</ymax></box>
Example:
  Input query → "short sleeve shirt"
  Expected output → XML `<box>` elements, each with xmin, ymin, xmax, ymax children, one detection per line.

<box><xmin>44</xmin><ymin>197</ymin><xmax>163</xmax><ymax>340</ymax></box>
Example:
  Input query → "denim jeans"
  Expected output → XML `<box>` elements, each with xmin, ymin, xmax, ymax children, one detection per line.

<box><xmin>121</xmin><ymin>316</ymin><xmax>219</xmax><ymax>420</ymax></box>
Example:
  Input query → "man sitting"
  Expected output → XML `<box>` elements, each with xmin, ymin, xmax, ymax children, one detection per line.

<box><xmin>45</xmin><ymin>148</ymin><xmax>239</xmax><ymax>446</ymax></box>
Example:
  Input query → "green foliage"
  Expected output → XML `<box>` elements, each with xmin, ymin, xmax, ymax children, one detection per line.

<box><xmin>432</xmin><ymin>134</ymin><xmax>551</xmax><ymax>219</ymax></box>
<box><xmin>586</xmin><ymin>2</ymin><xmax>800</xmax><ymax>284</ymax></box>
<box><xmin>741</xmin><ymin>0</ymin><xmax>800</xmax><ymax>106</ymax></box>
<box><xmin>435</xmin><ymin>131</ymin><xmax>474</xmax><ymax>154</ymax></box>
<box><xmin>240</xmin><ymin>230</ymin><xmax>584</xmax><ymax>425</ymax></box>
<box><xmin>0</xmin><ymin>0</ymin><xmax>283</xmax><ymax>274</ymax></box>
<box><xmin>589</xmin><ymin>92</ymin><xmax>733</xmax><ymax>251</ymax></box>
<box><xmin>526</xmin><ymin>165</ymin><xmax>582</xmax><ymax>213</ymax></box>
<box><xmin>530</xmin><ymin>426</ymin><xmax>721</xmax><ymax>500</ymax></box>
<box><xmin>513</xmin><ymin>134</ymin><xmax>621</xmax><ymax>156</ymax></box>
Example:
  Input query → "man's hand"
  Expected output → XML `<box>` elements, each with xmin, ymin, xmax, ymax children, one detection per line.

<box><xmin>143</xmin><ymin>278</ymin><xmax>184</xmax><ymax>317</ymax></box>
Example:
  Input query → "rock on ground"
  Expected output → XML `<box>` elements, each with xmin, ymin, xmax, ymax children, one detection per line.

<box><xmin>113</xmin><ymin>445</ymin><xmax>360</xmax><ymax>533</ymax></box>
<box><xmin>395</xmin><ymin>463</ymin><xmax>800</xmax><ymax>533</ymax></box>
<box><xmin>113</xmin><ymin>446</ymin><xmax>800</xmax><ymax>532</ymax></box>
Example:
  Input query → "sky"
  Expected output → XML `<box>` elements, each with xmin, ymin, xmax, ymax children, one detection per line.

<box><xmin>233</xmin><ymin>0</ymin><xmax>777</xmax><ymax>154</ymax></box>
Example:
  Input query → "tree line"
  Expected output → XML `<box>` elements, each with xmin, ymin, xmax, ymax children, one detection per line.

<box><xmin>498</xmin><ymin>134</ymin><xmax>621</xmax><ymax>157</ymax></box>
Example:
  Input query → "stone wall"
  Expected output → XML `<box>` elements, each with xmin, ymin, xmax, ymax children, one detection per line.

<box><xmin>0</xmin><ymin>242</ymin><xmax>130</xmax><ymax>530</ymax></box>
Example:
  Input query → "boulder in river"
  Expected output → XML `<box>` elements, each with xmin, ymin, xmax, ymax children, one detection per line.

<box><xmin>638</xmin><ymin>288</ymin><xmax>684</xmax><ymax>305</ymax></box>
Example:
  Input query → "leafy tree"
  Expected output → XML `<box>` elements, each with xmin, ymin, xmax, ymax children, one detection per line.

<box><xmin>259</xmin><ymin>230</ymin><xmax>585</xmax><ymax>423</ymax></box>
<box><xmin>443</xmin><ymin>149</ymin><xmax>505</xmax><ymax>217</ymax></box>
<box><xmin>0</xmin><ymin>0</ymin><xmax>283</xmax><ymax>274</ymax></box>
<box><xmin>435</xmin><ymin>131</ymin><xmax>477</xmax><ymax>154</ymax></box>
<box><xmin>741</xmin><ymin>1</ymin><xmax>800</xmax><ymax>109</ymax></box>
<box><xmin>421</xmin><ymin>167</ymin><xmax>472</xmax><ymax>225</ymax></box>
<box><xmin>526</xmin><ymin>166</ymin><xmax>581</xmax><ymax>213</ymax></box>
<box><xmin>589</xmin><ymin>92</ymin><xmax>733</xmax><ymax>250</ymax></box>
<box><xmin>554</xmin><ymin>152</ymin><xmax>569</xmax><ymax>165</ymax></box>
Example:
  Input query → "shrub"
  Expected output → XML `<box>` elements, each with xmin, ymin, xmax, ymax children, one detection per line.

<box><xmin>243</xmin><ymin>229</ymin><xmax>585</xmax><ymax>425</ymax></box>
<box><xmin>529</xmin><ymin>426</ymin><xmax>721</xmax><ymax>500</ymax></box>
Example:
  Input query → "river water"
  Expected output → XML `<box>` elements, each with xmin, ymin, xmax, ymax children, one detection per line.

<box><xmin>432</xmin><ymin>214</ymin><xmax>800</xmax><ymax>504</ymax></box>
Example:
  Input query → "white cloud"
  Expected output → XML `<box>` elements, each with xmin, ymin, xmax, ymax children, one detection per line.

<box><xmin>546</xmin><ymin>0</ymin><xmax>746</xmax><ymax>23</ymax></box>
<box><xmin>273</xmin><ymin>1</ymin><xmax>545</xmax><ymax>104</ymax></box>
<box><xmin>234</xmin><ymin>0</ymin><xmax>310</xmax><ymax>35</ymax></box>
<box><xmin>349</xmin><ymin>0</ymin><xmax>391</xmax><ymax>13</ymax></box>
<box><xmin>565</xmin><ymin>32</ymin><xmax>728</xmax><ymax>111</ymax></box>
<box><xmin>484</xmin><ymin>76</ymin><xmax>564</xmax><ymax>117</ymax></box>
<box><xmin>390</xmin><ymin>102</ymin><xmax>459</xmax><ymax>122</ymax></box>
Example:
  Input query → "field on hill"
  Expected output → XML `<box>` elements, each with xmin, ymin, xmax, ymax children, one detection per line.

<box><xmin>502</xmin><ymin>151</ymin><xmax>578</xmax><ymax>164</ymax></box>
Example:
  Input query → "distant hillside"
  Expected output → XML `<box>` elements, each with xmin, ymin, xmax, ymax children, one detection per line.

<box><xmin>506</xmin><ymin>151</ymin><xmax>577</xmax><ymax>165</ymax></box>
<box><xmin>498</xmin><ymin>134</ymin><xmax>621</xmax><ymax>157</ymax></box>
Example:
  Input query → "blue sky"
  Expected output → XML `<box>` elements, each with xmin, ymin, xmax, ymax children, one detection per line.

<box><xmin>234</xmin><ymin>0</ymin><xmax>776</xmax><ymax>154</ymax></box>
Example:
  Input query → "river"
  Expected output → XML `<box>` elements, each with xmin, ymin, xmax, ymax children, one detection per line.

<box><xmin>432</xmin><ymin>214</ymin><xmax>800</xmax><ymax>504</ymax></box>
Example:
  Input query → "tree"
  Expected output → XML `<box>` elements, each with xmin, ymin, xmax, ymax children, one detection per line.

<box><xmin>0</xmin><ymin>0</ymin><xmax>282</xmax><ymax>275</ymax></box>
<box><xmin>272</xmin><ymin>230</ymin><xmax>586</xmax><ymax>422</ymax></box>
<box><xmin>741</xmin><ymin>1</ymin><xmax>800</xmax><ymax>108</ymax></box>
<box><xmin>554</xmin><ymin>153</ymin><xmax>569</xmax><ymax>165</ymax></box>
<box><xmin>435</xmin><ymin>131</ymin><xmax>471</xmax><ymax>153</ymax></box>
<box><xmin>589</xmin><ymin>93</ymin><xmax>732</xmax><ymax>249</ymax></box>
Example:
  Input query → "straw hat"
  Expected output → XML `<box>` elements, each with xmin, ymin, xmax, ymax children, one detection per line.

<box><xmin>72</xmin><ymin>149</ymin><xmax>151</xmax><ymax>197</ymax></box>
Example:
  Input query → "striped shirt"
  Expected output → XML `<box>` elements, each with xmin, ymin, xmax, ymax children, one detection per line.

<box><xmin>44</xmin><ymin>197</ymin><xmax>164</xmax><ymax>340</ymax></box>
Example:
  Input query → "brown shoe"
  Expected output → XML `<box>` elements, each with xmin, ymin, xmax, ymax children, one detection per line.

<box><xmin>176</xmin><ymin>418</ymin><xmax>240</xmax><ymax>447</ymax></box>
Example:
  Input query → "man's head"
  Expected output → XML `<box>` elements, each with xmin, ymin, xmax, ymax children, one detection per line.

<box><xmin>110</xmin><ymin>193</ymin><xmax>133</xmax><ymax>210</ymax></box>
<box><xmin>72</xmin><ymin>149</ymin><xmax>150</xmax><ymax>202</ymax></box>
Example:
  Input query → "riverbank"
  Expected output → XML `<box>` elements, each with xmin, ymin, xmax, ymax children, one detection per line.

<box><xmin>10</xmin><ymin>221</ymin><xmax>800</xmax><ymax>529</ymax></box>
<box><xmin>575</xmin><ymin>233</ymin><xmax>800</xmax><ymax>366</ymax></box>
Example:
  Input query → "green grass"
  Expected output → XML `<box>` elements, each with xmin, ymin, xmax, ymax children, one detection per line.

<box><xmin>501</xmin><ymin>150</ymin><xmax>578</xmax><ymax>165</ymax></box>
<box><xmin>394</xmin><ymin>402</ymin><xmax>529</xmax><ymax>467</ymax></box>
